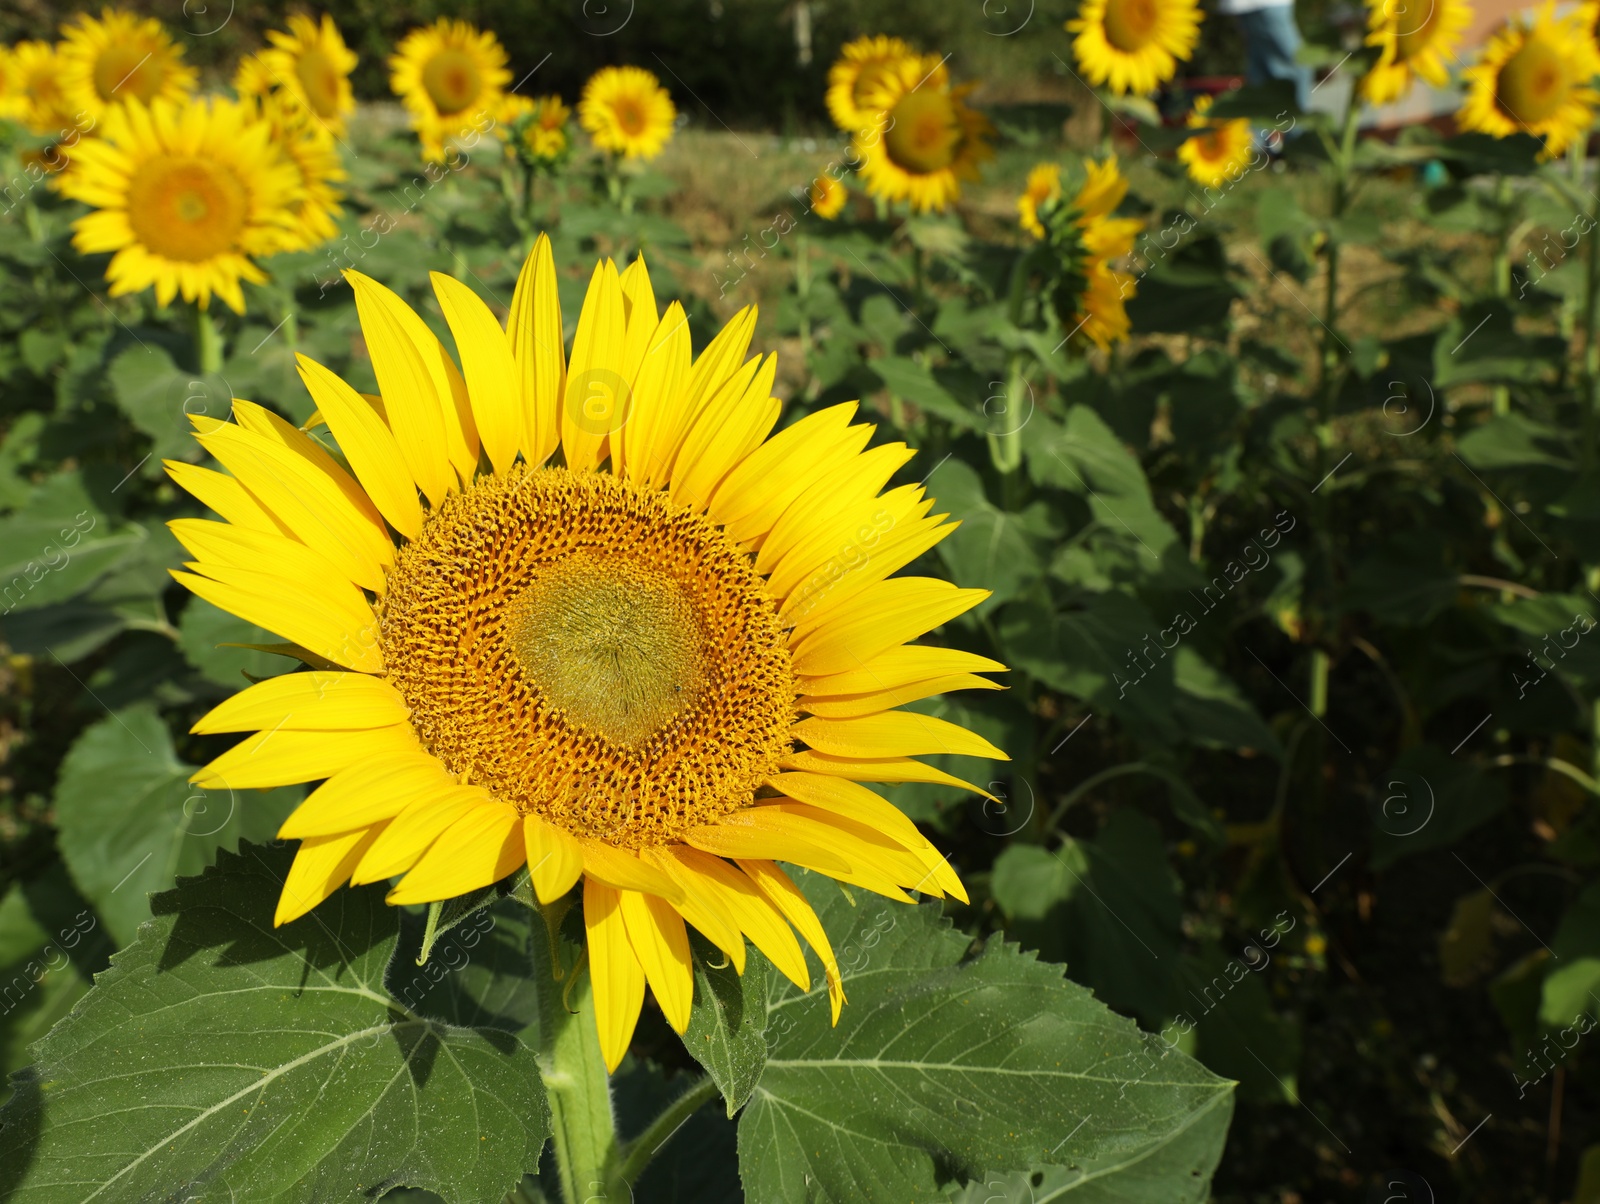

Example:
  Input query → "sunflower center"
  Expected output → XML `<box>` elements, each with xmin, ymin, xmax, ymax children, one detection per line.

<box><xmin>1104</xmin><ymin>0</ymin><xmax>1160</xmax><ymax>52</ymax></box>
<box><xmin>885</xmin><ymin>89</ymin><xmax>959</xmax><ymax>174</ymax></box>
<box><xmin>379</xmin><ymin>466</ymin><xmax>797</xmax><ymax>848</ymax></box>
<box><xmin>1497</xmin><ymin>37</ymin><xmax>1568</xmax><ymax>124</ymax></box>
<box><xmin>422</xmin><ymin>49</ymin><xmax>482</xmax><ymax>116</ymax></box>
<box><xmin>92</xmin><ymin>44</ymin><xmax>165</xmax><ymax>104</ymax></box>
<box><xmin>612</xmin><ymin>98</ymin><xmax>647</xmax><ymax>136</ymax></box>
<box><xmin>294</xmin><ymin>48</ymin><xmax>342</xmax><ymax>117</ymax></box>
<box><xmin>1392</xmin><ymin>0</ymin><xmax>1440</xmax><ymax>62</ymax></box>
<box><xmin>125</xmin><ymin>157</ymin><xmax>249</xmax><ymax>262</ymax></box>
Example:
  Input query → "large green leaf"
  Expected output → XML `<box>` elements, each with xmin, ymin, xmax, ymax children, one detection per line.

<box><xmin>931</xmin><ymin>458</ymin><xmax>1055</xmax><ymax>609</ymax></box>
<box><xmin>53</xmin><ymin>704</ymin><xmax>300</xmax><ymax>946</ymax></box>
<box><xmin>737</xmin><ymin>872</ymin><xmax>1233</xmax><ymax>1201</ymax></box>
<box><xmin>682</xmin><ymin>933</ymin><xmax>769</xmax><ymax>1115</ymax></box>
<box><xmin>0</xmin><ymin>842</ymin><xmax>548</xmax><ymax>1202</ymax></box>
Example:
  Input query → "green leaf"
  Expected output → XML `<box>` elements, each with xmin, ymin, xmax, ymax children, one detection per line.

<box><xmin>1368</xmin><ymin>746</ymin><xmax>1509</xmax><ymax>870</ymax></box>
<box><xmin>107</xmin><ymin>343</ymin><xmax>230</xmax><ymax>464</ymax></box>
<box><xmin>0</xmin><ymin>842</ymin><xmax>549</xmax><ymax>1202</ymax></box>
<box><xmin>1341</xmin><ymin>532</ymin><xmax>1459</xmax><ymax>626</ymax></box>
<box><xmin>1541</xmin><ymin>883</ymin><xmax>1600</xmax><ymax>1027</ymax></box>
<box><xmin>0</xmin><ymin>873</ymin><xmax>106</xmax><ymax>1090</ymax></box>
<box><xmin>0</xmin><ymin>473</ymin><xmax>139</xmax><ymax>616</ymax></box>
<box><xmin>1172</xmin><ymin>647</ymin><xmax>1282</xmax><ymax>757</ymax></box>
<box><xmin>867</xmin><ymin>355</ymin><xmax>979</xmax><ymax>429</ymax></box>
<box><xmin>1434</xmin><ymin>303</ymin><xmax>1565</xmax><ymax>391</ymax></box>
<box><xmin>682</xmin><ymin>933</ymin><xmax>768</xmax><ymax>1115</ymax></box>
<box><xmin>53</xmin><ymin>703</ymin><xmax>300</xmax><ymax>946</ymax></box>
<box><xmin>738</xmin><ymin>871</ymin><xmax>1233</xmax><ymax>1201</ymax></box>
<box><xmin>931</xmin><ymin>458</ymin><xmax>1055</xmax><ymax>609</ymax></box>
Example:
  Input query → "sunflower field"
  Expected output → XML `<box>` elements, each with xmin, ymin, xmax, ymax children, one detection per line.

<box><xmin>3</xmin><ymin>0</ymin><xmax>1600</xmax><ymax>1200</ymax></box>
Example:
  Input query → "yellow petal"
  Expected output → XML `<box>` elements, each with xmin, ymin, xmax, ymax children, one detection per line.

<box><xmin>194</xmin><ymin>422</ymin><xmax>392</xmax><ymax>593</ymax></box>
<box><xmin>754</xmin><ymin>442</ymin><xmax>915</xmax><ymax>576</ymax></box>
<box><xmin>617</xmin><ymin>252</ymin><xmax>660</xmax><ymax>386</ymax></box>
<box><xmin>765</xmin><ymin>483</ymin><xmax>928</xmax><ymax>603</ymax></box>
<box><xmin>782</xmin><ymin>512</ymin><xmax>953</xmax><ymax>633</ymax></box>
<box><xmin>666</xmin><ymin>847</ymin><xmax>810</xmax><ymax>991</ymax></box>
<box><xmin>164</xmin><ymin>461</ymin><xmax>291</xmax><ymax>536</ymax></box>
<box><xmin>801</xmin><ymin>673</ymin><xmax>1003</xmax><ymax>719</ymax></box>
<box><xmin>646</xmin><ymin>847</ymin><xmax>746</xmax><ymax>972</ymax></box>
<box><xmin>231</xmin><ymin>399</ymin><xmax>361</xmax><ymax>489</ymax></box>
<box><xmin>780</xmin><ymin>748</ymin><xmax>999</xmax><ymax>800</ymax></box>
<box><xmin>585</xmin><ymin>877</ymin><xmax>647</xmax><ymax>1072</ymax></box>
<box><xmin>799</xmin><ymin>645</ymin><xmax>1008</xmax><ymax>696</ymax></box>
<box><xmin>617</xmin><ymin>301</ymin><xmax>691</xmax><ymax>487</ymax></box>
<box><xmin>682</xmin><ymin>809</ymin><xmax>854</xmax><ymax>877</ymax></box>
<box><xmin>525</xmin><ymin>814</ymin><xmax>585</xmax><ymax>903</ymax></box>
<box><xmin>278</xmin><ymin>752</ymin><xmax>459</xmax><ymax>839</ymax></box>
<box><xmin>192</xmin><ymin>671</ymin><xmax>409</xmax><ymax>734</ymax></box>
<box><xmin>707</xmin><ymin>404</ymin><xmax>868</xmax><ymax>545</ymax></box>
<box><xmin>346</xmin><ymin>270</ymin><xmax>453</xmax><ymax>506</ymax></box>
<box><xmin>670</xmin><ymin>353</ymin><xmax>779</xmax><ymax>511</ymax></box>
<box><xmin>351</xmin><ymin>784</ymin><xmax>493</xmax><ymax>883</ymax></box>
<box><xmin>275</xmin><ymin>826</ymin><xmax>386</xmax><ymax>926</ymax></box>
<box><xmin>295</xmin><ymin>354</ymin><xmax>423</xmax><ymax>540</ymax></box>
<box><xmin>747</xmin><ymin>803</ymin><xmax>923</xmax><ymax>902</ymax></box>
<box><xmin>170</xmin><ymin>568</ymin><xmax>381</xmax><ymax>674</ymax></box>
<box><xmin>508</xmin><ymin>232</ymin><xmax>565</xmax><ymax>467</ymax></box>
<box><xmin>790</xmin><ymin>578</ymin><xmax>990</xmax><ymax>676</ymax></box>
<box><xmin>793</xmin><ymin>711</ymin><xmax>1009</xmax><ymax>761</ymax></box>
<box><xmin>619</xmin><ymin>888</ymin><xmax>694</xmax><ymax>1034</ymax></box>
<box><xmin>562</xmin><ymin>258</ymin><xmax>627</xmax><ymax>472</ymax></box>
<box><xmin>433</xmin><ymin>271</ymin><xmax>522</xmax><ymax>477</ymax></box>
<box><xmin>191</xmin><ymin>724</ymin><xmax>418</xmax><ymax>790</ymax></box>
<box><xmin>169</xmin><ymin>518</ymin><xmax>359</xmax><ymax>596</ymax></box>
<box><xmin>579</xmin><ymin>839</ymin><xmax>686</xmax><ymax>903</ymax></box>
<box><xmin>737</xmin><ymin>859</ymin><xmax>845</xmax><ymax>1022</ymax></box>
<box><xmin>766</xmin><ymin>771</ymin><xmax>930</xmax><ymax>853</ymax></box>
<box><xmin>387</xmin><ymin>801</ymin><xmax>525</xmax><ymax>904</ymax></box>
<box><xmin>674</xmin><ymin>306</ymin><xmax>757</xmax><ymax>447</ymax></box>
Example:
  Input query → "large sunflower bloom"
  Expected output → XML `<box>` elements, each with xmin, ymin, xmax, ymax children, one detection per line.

<box><xmin>1176</xmin><ymin>95</ymin><xmax>1256</xmax><ymax>188</ymax></box>
<box><xmin>57</xmin><ymin>7</ymin><xmax>197</xmax><ymax>125</ymax></box>
<box><xmin>166</xmin><ymin>238</ymin><xmax>1006</xmax><ymax>1070</ymax></box>
<box><xmin>825</xmin><ymin>34</ymin><xmax>916</xmax><ymax>133</ymax></box>
<box><xmin>389</xmin><ymin>18</ymin><xmax>512</xmax><ymax>162</ymax></box>
<box><xmin>1457</xmin><ymin>3</ymin><xmax>1600</xmax><ymax>160</ymax></box>
<box><xmin>58</xmin><ymin>97</ymin><xmax>301</xmax><ymax>312</ymax></box>
<box><xmin>853</xmin><ymin>55</ymin><xmax>994</xmax><ymax>214</ymax></box>
<box><xmin>11</xmin><ymin>41</ymin><xmax>75</xmax><ymax>137</ymax></box>
<box><xmin>1067</xmin><ymin>0</ymin><xmax>1204</xmax><ymax>96</ymax></box>
<box><xmin>1360</xmin><ymin>0</ymin><xmax>1472</xmax><ymax>104</ymax></box>
<box><xmin>235</xmin><ymin>13</ymin><xmax>358</xmax><ymax>137</ymax></box>
<box><xmin>579</xmin><ymin>66</ymin><xmax>677</xmax><ymax>161</ymax></box>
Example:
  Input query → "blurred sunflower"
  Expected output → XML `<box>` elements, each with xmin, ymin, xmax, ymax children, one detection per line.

<box><xmin>579</xmin><ymin>66</ymin><xmax>677</xmax><ymax>161</ymax></box>
<box><xmin>390</xmin><ymin>18</ymin><xmax>511</xmax><ymax>161</ymax></box>
<box><xmin>1177</xmin><ymin>95</ymin><xmax>1255</xmax><ymax>188</ymax></box>
<box><xmin>58</xmin><ymin>96</ymin><xmax>301</xmax><ymax>312</ymax></box>
<box><xmin>236</xmin><ymin>14</ymin><xmax>358</xmax><ymax>136</ymax></box>
<box><xmin>1022</xmin><ymin>158</ymin><xmax>1142</xmax><ymax>350</ymax></box>
<box><xmin>1067</xmin><ymin>0</ymin><xmax>1204</xmax><ymax>96</ymax></box>
<box><xmin>1017</xmin><ymin>162</ymin><xmax>1061</xmax><ymax>238</ymax></box>
<box><xmin>57</xmin><ymin>7</ymin><xmax>197</xmax><ymax>124</ymax></box>
<box><xmin>1458</xmin><ymin>3</ymin><xmax>1600</xmax><ymax>159</ymax></box>
<box><xmin>11</xmin><ymin>41</ymin><xmax>76</xmax><ymax>136</ymax></box>
<box><xmin>167</xmin><ymin>237</ymin><xmax>1005</xmax><ymax>1070</ymax></box>
<box><xmin>825</xmin><ymin>34</ymin><xmax>916</xmax><ymax>133</ymax></box>
<box><xmin>504</xmin><ymin>94</ymin><xmax>573</xmax><ymax>169</ymax></box>
<box><xmin>255</xmin><ymin>94</ymin><xmax>346</xmax><ymax>253</ymax></box>
<box><xmin>853</xmin><ymin>55</ymin><xmax>994</xmax><ymax>214</ymax></box>
<box><xmin>810</xmin><ymin>172</ymin><xmax>848</xmax><ymax>219</ymax></box>
<box><xmin>1360</xmin><ymin>0</ymin><xmax>1471</xmax><ymax>104</ymax></box>
<box><xmin>0</xmin><ymin>47</ymin><xmax>23</xmax><ymax>125</ymax></box>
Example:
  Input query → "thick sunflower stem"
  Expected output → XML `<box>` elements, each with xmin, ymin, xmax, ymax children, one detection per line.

<box><xmin>613</xmin><ymin>1076</ymin><xmax>719</xmax><ymax>1190</ymax></box>
<box><xmin>537</xmin><ymin>944</ymin><xmax>621</xmax><ymax>1204</ymax></box>
<box><xmin>194</xmin><ymin>306</ymin><xmax>223</xmax><ymax>376</ymax></box>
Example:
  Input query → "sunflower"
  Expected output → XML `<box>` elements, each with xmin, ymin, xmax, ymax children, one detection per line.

<box><xmin>810</xmin><ymin>172</ymin><xmax>848</xmax><ymax>219</ymax></box>
<box><xmin>390</xmin><ymin>18</ymin><xmax>512</xmax><ymax>162</ymax></box>
<box><xmin>1067</xmin><ymin>0</ymin><xmax>1204</xmax><ymax>96</ymax></box>
<box><xmin>58</xmin><ymin>97</ymin><xmax>301</xmax><ymax>313</ymax></box>
<box><xmin>1177</xmin><ymin>95</ymin><xmax>1256</xmax><ymax>188</ymax></box>
<box><xmin>235</xmin><ymin>14</ymin><xmax>358</xmax><ymax>136</ymax></box>
<box><xmin>0</xmin><ymin>46</ymin><xmax>23</xmax><ymax>125</ymax></box>
<box><xmin>1017</xmin><ymin>163</ymin><xmax>1062</xmax><ymax>238</ymax></box>
<box><xmin>1457</xmin><ymin>3</ymin><xmax>1600</xmax><ymax>159</ymax></box>
<box><xmin>825</xmin><ymin>34</ymin><xmax>916</xmax><ymax>133</ymax></box>
<box><xmin>255</xmin><ymin>94</ymin><xmax>345</xmax><ymax>253</ymax></box>
<box><xmin>11</xmin><ymin>41</ymin><xmax>75</xmax><ymax>137</ymax></box>
<box><xmin>57</xmin><ymin>7</ymin><xmax>197</xmax><ymax>125</ymax></box>
<box><xmin>1360</xmin><ymin>0</ymin><xmax>1472</xmax><ymax>104</ymax></box>
<box><xmin>503</xmin><ymin>94</ymin><xmax>573</xmax><ymax>168</ymax></box>
<box><xmin>167</xmin><ymin>238</ymin><xmax>1006</xmax><ymax>1070</ymax></box>
<box><xmin>853</xmin><ymin>55</ymin><xmax>994</xmax><ymax>214</ymax></box>
<box><xmin>1024</xmin><ymin>158</ymin><xmax>1142</xmax><ymax>350</ymax></box>
<box><xmin>579</xmin><ymin>66</ymin><xmax>677</xmax><ymax>161</ymax></box>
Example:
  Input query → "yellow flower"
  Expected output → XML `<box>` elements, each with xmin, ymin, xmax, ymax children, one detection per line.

<box><xmin>522</xmin><ymin>94</ymin><xmax>574</xmax><ymax>162</ymax></box>
<box><xmin>166</xmin><ymin>238</ymin><xmax>1006</xmax><ymax>1071</ymax></box>
<box><xmin>1176</xmin><ymin>95</ymin><xmax>1256</xmax><ymax>188</ymax></box>
<box><xmin>579</xmin><ymin>66</ymin><xmax>677</xmax><ymax>160</ymax></box>
<box><xmin>11</xmin><ymin>40</ymin><xmax>77</xmax><ymax>137</ymax></box>
<box><xmin>1360</xmin><ymin>0</ymin><xmax>1471</xmax><ymax>104</ymax></box>
<box><xmin>1067</xmin><ymin>0</ymin><xmax>1204</xmax><ymax>96</ymax></box>
<box><xmin>235</xmin><ymin>13</ymin><xmax>358</xmax><ymax>136</ymax></box>
<box><xmin>853</xmin><ymin>55</ymin><xmax>994</xmax><ymax>214</ymax></box>
<box><xmin>0</xmin><ymin>45</ymin><xmax>26</xmax><ymax>124</ymax></box>
<box><xmin>58</xmin><ymin>96</ymin><xmax>302</xmax><ymax>312</ymax></box>
<box><xmin>255</xmin><ymin>94</ymin><xmax>346</xmax><ymax>253</ymax></box>
<box><xmin>1457</xmin><ymin>3</ymin><xmax>1600</xmax><ymax>159</ymax></box>
<box><xmin>57</xmin><ymin>7</ymin><xmax>197</xmax><ymax>125</ymax></box>
<box><xmin>809</xmin><ymin>172</ymin><xmax>848</xmax><ymax>219</ymax></box>
<box><xmin>1018</xmin><ymin>162</ymin><xmax>1062</xmax><ymax>238</ymax></box>
<box><xmin>825</xmin><ymin>34</ymin><xmax>916</xmax><ymax>133</ymax></box>
<box><xmin>389</xmin><ymin>18</ymin><xmax>512</xmax><ymax>162</ymax></box>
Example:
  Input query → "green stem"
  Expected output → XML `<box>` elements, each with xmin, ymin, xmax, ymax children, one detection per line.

<box><xmin>1309</xmin><ymin>647</ymin><xmax>1330</xmax><ymax>717</ymax></box>
<box><xmin>986</xmin><ymin>352</ymin><xmax>1026</xmax><ymax>475</ymax></box>
<box><xmin>194</xmin><ymin>306</ymin><xmax>223</xmax><ymax>376</ymax></box>
<box><xmin>613</xmin><ymin>1076</ymin><xmax>719</xmax><ymax>1190</ymax></box>
<box><xmin>1043</xmin><ymin>761</ymin><xmax>1200</xmax><ymax>835</ymax></box>
<box><xmin>537</xmin><ymin>933</ymin><xmax>618</xmax><ymax>1204</ymax></box>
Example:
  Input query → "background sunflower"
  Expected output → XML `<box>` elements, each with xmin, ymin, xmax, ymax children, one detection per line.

<box><xmin>578</xmin><ymin>65</ymin><xmax>677</xmax><ymax>161</ymax></box>
<box><xmin>388</xmin><ymin>17</ymin><xmax>511</xmax><ymax>161</ymax></box>
<box><xmin>1177</xmin><ymin>95</ymin><xmax>1256</xmax><ymax>189</ymax></box>
<box><xmin>852</xmin><ymin>54</ymin><xmax>993</xmax><ymax>213</ymax></box>
<box><xmin>235</xmin><ymin>13</ymin><xmax>357</xmax><ymax>137</ymax></box>
<box><xmin>1360</xmin><ymin>0</ymin><xmax>1472</xmax><ymax>104</ymax></box>
<box><xmin>1067</xmin><ymin>0</ymin><xmax>1204</xmax><ymax>96</ymax></box>
<box><xmin>1457</xmin><ymin>3</ymin><xmax>1600</xmax><ymax>159</ymax></box>
<box><xmin>56</xmin><ymin>6</ymin><xmax>196</xmax><ymax>124</ymax></box>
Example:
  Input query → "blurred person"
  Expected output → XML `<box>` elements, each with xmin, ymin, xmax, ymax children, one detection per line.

<box><xmin>1221</xmin><ymin>0</ymin><xmax>1312</xmax><ymax>116</ymax></box>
